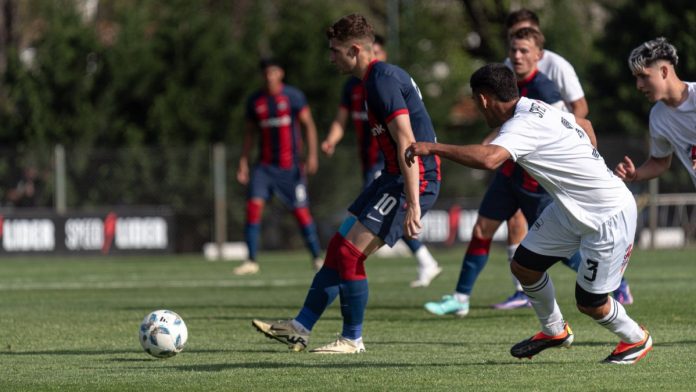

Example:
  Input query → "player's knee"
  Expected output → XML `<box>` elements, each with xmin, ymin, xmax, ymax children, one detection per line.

<box><xmin>246</xmin><ymin>200</ymin><xmax>264</xmax><ymax>224</ymax></box>
<box><xmin>325</xmin><ymin>233</ymin><xmax>367</xmax><ymax>280</ymax></box>
<box><xmin>293</xmin><ymin>207</ymin><xmax>314</xmax><ymax>227</ymax></box>
<box><xmin>472</xmin><ymin>217</ymin><xmax>499</xmax><ymax>238</ymax></box>
<box><xmin>510</xmin><ymin>259</ymin><xmax>541</xmax><ymax>285</ymax></box>
<box><xmin>575</xmin><ymin>283</ymin><xmax>609</xmax><ymax>318</ymax></box>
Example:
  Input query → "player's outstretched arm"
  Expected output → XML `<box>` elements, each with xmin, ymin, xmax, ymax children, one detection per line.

<box><xmin>615</xmin><ymin>155</ymin><xmax>671</xmax><ymax>183</ymax></box>
<box><xmin>406</xmin><ymin>142</ymin><xmax>510</xmax><ymax>171</ymax></box>
<box><xmin>322</xmin><ymin>107</ymin><xmax>349</xmax><ymax>157</ymax></box>
<box><xmin>388</xmin><ymin>114</ymin><xmax>422</xmax><ymax>239</ymax></box>
<box><xmin>569</xmin><ymin>97</ymin><xmax>589</xmax><ymax>119</ymax></box>
<box><xmin>575</xmin><ymin>117</ymin><xmax>597</xmax><ymax>147</ymax></box>
<box><xmin>237</xmin><ymin>120</ymin><xmax>256</xmax><ymax>185</ymax></box>
<box><xmin>299</xmin><ymin>107</ymin><xmax>319</xmax><ymax>175</ymax></box>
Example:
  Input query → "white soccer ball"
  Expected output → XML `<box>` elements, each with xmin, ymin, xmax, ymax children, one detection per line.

<box><xmin>139</xmin><ymin>310</ymin><xmax>188</xmax><ymax>358</ymax></box>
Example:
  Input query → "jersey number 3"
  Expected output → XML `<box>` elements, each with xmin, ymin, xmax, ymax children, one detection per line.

<box><xmin>583</xmin><ymin>259</ymin><xmax>599</xmax><ymax>282</ymax></box>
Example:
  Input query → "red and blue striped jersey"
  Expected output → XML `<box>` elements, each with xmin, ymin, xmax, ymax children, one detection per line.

<box><xmin>362</xmin><ymin>60</ymin><xmax>441</xmax><ymax>184</ymax></box>
<box><xmin>245</xmin><ymin>84</ymin><xmax>308</xmax><ymax>168</ymax></box>
<box><xmin>340</xmin><ymin>76</ymin><xmax>383</xmax><ymax>173</ymax></box>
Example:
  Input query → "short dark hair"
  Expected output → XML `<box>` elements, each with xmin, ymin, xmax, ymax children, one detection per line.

<box><xmin>259</xmin><ymin>57</ymin><xmax>283</xmax><ymax>70</ymax></box>
<box><xmin>505</xmin><ymin>8</ymin><xmax>540</xmax><ymax>30</ymax></box>
<box><xmin>509</xmin><ymin>27</ymin><xmax>545</xmax><ymax>50</ymax></box>
<box><xmin>470</xmin><ymin>63</ymin><xmax>519</xmax><ymax>102</ymax></box>
<box><xmin>374</xmin><ymin>34</ymin><xmax>385</xmax><ymax>46</ymax></box>
<box><xmin>326</xmin><ymin>13</ymin><xmax>375</xmax><ymax>44</ymax></box>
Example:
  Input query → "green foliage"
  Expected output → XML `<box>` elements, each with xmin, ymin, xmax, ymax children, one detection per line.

<box><xmin>587</xmin><ymin>0</ymin><xmax>696</xmax><ymax>139</ymax></box>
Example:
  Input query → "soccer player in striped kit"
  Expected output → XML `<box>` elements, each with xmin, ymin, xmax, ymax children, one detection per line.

<box><xmin>252</xmin><ymin>13</ymin><xmax>440</xmax><ymax>353</ymax></box>
<box><xmin>235</xmin><ymin>58</ymin><xmax>322</xmax><ymax>275</ymax></box>
<box><xmin>322</xmin><ymin>34</ymin><xmax>442</xmax><ymax>288</ymax></box>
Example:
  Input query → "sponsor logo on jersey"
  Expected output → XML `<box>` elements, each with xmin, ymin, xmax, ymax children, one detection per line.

<box><xmin>531</xmin><ymin>218</ymin><xmax>544</xmax><ymax>231</ymax></box>
<box><xmin>351</xmin><ymin>111</ymin><xmax>368</xmax><ymax>121</ymax></box>
<box><xmin>277</xmin><ymin>101</ymin><xmax>288</xmax><ymax>111</ymax></box>
<box><xmin>259</xmin><ymin>115</ymin><xmax>292</xmax><ymax>128</ymax></box>
<box><xmin>529</xmin><ymin>102</ymin><xmax>547</xmax><ymax>118</ymax></box>
<box><xmin>561</xmin><ymin>117</ymin><xmax>573</xmax><ymax>129</ymax></box>
<box><xmin>371</xmin><ymin>123</ymin><xmax>386</xmax><ymax>136</ymax></box>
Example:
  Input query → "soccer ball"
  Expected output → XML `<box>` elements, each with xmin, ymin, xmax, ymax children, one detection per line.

<box><xmin>139</xmin><ymin>310</ymin><xmax>188</xmax><ymax>358</ymax></box>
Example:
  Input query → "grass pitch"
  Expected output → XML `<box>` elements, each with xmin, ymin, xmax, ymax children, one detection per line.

<box><xmin>0</xmin><ymin>247</ymin><xmax>694</xmax><ymax>391</ymax></box>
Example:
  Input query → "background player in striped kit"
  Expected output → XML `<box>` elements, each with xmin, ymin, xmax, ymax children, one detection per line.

<box><xmin>322</xmin><ymin>34</ymin><xmax>442</xmax><ymax>288</ymax></box>
<box><xmin>235</xmin><ymin>58</ymin><xmax>323</xmax><ymax>275</ymax></box>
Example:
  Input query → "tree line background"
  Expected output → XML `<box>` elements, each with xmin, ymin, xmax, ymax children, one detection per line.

<box><xmin>0</xmin><ymin>0</ymin><xmax>694</xmax><ymax>251</ymax></box>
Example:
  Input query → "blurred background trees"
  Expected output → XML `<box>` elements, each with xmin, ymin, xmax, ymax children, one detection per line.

<box><xmin>0</xmin><ymin>0</ymin><xmax>693</xmax><ymax>250</ymax></box>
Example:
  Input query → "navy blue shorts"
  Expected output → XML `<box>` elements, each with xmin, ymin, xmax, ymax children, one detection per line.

<box><xmin>248</xmin><ymin>164</ymin><xmax>309</xmax><ymax>208</ymax></box>
<box><xmin>478</xmin><ymin>170</ymin><xmax>552</xmax><ymax>226</ymax></box>
<box><xmin>349</xmin><ymin>174</ymin><xmax>440</xmax><ymax>247</ymax></box>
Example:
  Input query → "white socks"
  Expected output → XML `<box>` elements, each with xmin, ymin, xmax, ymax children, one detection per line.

<box><xmin>454</xmin><ymin>292</ymin><xmax>470</xmax><ymax>303</ymax></box>
<box><xmin>522</xmin><ymin>273</ymin><xmax>565</xmax><ymax>336</ymax></box>
<box><xmin>415</xmin><ymin>246</ymin><xmax>439</xmax><ymax>270</ymax></box>
<box><xmin>596</xmin><ymin>297</ymin><xmax>645</xmax><ymax>343</ymax></box>
<box><xmin>292</xmin><ymin>319</ymin><xmax>311</xmax><ymax>334</ymax></box>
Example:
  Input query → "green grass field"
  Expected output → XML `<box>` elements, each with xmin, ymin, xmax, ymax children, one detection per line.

<box><xmin>0</xmin><ymin>247</ymin><xmax>694</xmax><ymax>391</ymax></box>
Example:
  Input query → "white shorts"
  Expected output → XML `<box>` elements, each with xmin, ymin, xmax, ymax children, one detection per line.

<box><xmin>521</xmin><ymin>200</ymin><xmax>636</xmax><ymax>294</ymax></box>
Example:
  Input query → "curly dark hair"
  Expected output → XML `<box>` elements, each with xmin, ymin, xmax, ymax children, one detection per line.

<box><xmin>326</xmin><ymin>13</ymin><xmax>375</xmax><ymax>43</ymax></box>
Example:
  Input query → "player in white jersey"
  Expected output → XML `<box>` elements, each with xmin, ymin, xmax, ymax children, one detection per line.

<box><xmin>406</xmin><ymin>64</ymin><xmax>652</xmax><ymax>364</ymax></box>
<box><xmin>492</xmin><ymin>8</ymin><xmax>632</xmax><ymax>310</ymax></box>
<box><xmin>615</xmin><ymin>37</ymin><xmax>696</xmax><ymax>188</ymax></box>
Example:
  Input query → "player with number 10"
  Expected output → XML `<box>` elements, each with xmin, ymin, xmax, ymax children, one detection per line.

<box><xmin>252</xmin><ymin>13</ymin><xmax>440</xmax><ymax>354</ymax></box>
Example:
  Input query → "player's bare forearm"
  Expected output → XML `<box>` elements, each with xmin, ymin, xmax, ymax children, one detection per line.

<box><xmin>237</xmin><ymin>121</ymin><xmax>256</xmax><ymax>185</ymax></box>
<box><xmin>322</xmin><ymin>117</ymin><xmax>346</xmax><ymax>156</ymax></box>
<box><xmin>300</xmin><ymin>107</ymin><xmax>319</xmax><ymax>174</ymax></box>
<box><xmin>570</xmin><ymin>97</ymin><xmax>589</xmax><ymax>119</ymax></box>
<box><xmin>389</xmin><ymin>115</ymin><xmax>422</xmax><ymax>238</ymax></box>
<box><xmin>407</xmin><ymin>142</ymin><xmax>510</xmax><ymax>171</ymax></box>
<box><xmin>615</xmin><ymin>155</ymin><xmax>671</xmax><ymax>182</ymax></box>
<box><xmin>636</xmin><ymin>156</ymin><xmax>672</xmax><ymax>181</ymax></box>
<box><xmin>575</xmin><ymin>117</ymin><xmax>597</xmax><ymax>147</ymax></box>
<box><xmin>390</xmin><ymin>117</ymin><xmax>420</xmax><ymax>205</ymax></box>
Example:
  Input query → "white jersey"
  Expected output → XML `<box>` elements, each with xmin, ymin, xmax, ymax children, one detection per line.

<box><xmin>491</xmin><ymin>97</ymin><xmax>633</xmax><ymax>231</ymax></box>
<box><xmin>505</xmin><ymin>49</ymin><xmax>585</xmax><ymax>111</ymax></box>
<box><xmin>648</xmin><ymin>81</ymin><xmax>696</xmax><ymax>188</ymax></box>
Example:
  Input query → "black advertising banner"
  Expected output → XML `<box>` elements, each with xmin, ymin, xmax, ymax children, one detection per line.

<box><xmin>0</xmin><ymin>207</ymin><xmax>174</xmax><ymax>255</ymax></box>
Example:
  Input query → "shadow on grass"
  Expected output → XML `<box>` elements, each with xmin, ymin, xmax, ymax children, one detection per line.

<box><xmin>0</xmin><ymin>348</ymin><xmax>230</xmax><ymax>356</ymax></box>
<box><xmin>162</xmin><ymin>358</ymin><xmax>565</xmax><ymax>372</ymax></box>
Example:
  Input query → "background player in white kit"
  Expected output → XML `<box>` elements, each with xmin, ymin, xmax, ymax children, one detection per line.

<box><xmin>615</xmin><ymin>37</ymin><xmax>696</xmax><ymax>188</ymax></box>
<box><xmin>407</xmin><ymin>64</ymin><xmax>652</xmax><ymax>364</ymax></box>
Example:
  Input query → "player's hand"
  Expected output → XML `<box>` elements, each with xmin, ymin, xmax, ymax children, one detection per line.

<box><xmin>236</xmin><ymin>161</ymin><xmax>249</xmax><ymax>185</ymax></box>
<box><xmin>305</xmin><ymin>154</ymin><xmax>318</xmax><ymax>176</ymax></box>
<box><xmin>321</xmin><ymin>140</ymin><xmax>335</xmax><ymax>157</ymax></box>
<box><xmin>403</xmin><ymin>203</ymin><xmax>422</xmax><ymax>239</ymax></box>
<box><xmin>614</xmin><ymin>156</ymin><xmax>637</xmax><ymax>182</ymax></box>
<box><xmin>405</xmin><ymin>142</ymin><xmax>433</xmax><ymax>167</ymax></box>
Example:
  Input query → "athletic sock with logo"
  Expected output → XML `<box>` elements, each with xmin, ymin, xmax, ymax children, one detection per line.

<box><xmin>596</xmin><ymin>297</ymin><xmax>644</xmax><ymax>343</ymax></box>
<box><xmin>522</xmin><ymin>273</ymin><xmax>565</xmax><ymax>336</ymax></box>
